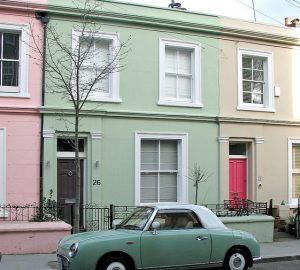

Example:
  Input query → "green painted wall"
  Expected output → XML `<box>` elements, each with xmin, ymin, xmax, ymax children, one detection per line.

<box><xmin>43</xmin><ymin>0</ymin><xmax>221</xmax><ymax>206</ymax></box>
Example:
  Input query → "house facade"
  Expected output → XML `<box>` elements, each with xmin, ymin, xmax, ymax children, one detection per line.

<box><xmin>0</xmin><ymin>0</ymin><xmax>46</xmax><ymax>207</ymax></box>
<box><xmin>42</xmin><ymin>0</ymin><xmax>220</xmax><ymax>208</ymax></box>
<box><xmin>218</xmin><ymin>17</ymin><xmax>300</xmax><ymax>208</ymax></box>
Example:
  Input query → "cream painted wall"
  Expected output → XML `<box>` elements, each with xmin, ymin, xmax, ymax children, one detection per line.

<box><xmin>218</xmin><ymin>17</ymin><xmax>300</xmax><ymax>207</ymax></box>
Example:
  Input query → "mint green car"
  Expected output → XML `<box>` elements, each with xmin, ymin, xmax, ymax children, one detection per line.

<box><xmin>57</xmin><ymin>204</ymin><xmax>260</xmax><ymax>270</ymax></box>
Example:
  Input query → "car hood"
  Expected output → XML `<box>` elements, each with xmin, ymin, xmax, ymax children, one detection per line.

<box><xmin>60</xmin><ymin>229</ymin><xmax>140</xmax><ymax>247</ymax></box>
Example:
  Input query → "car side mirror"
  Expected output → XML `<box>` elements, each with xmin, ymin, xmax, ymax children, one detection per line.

<box><xmin>151</xmin><ymin>221</ymin><xmax>160</xmax><ymax>235</ymax></box>
<box><xmin>112</xmin><ymin>219</ymin><xmax>122</xmax><ymax>229</ymax></box>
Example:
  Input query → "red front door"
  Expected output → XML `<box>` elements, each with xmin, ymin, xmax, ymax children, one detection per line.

<box><xmin>229</xmin><ymin>159</ymin><xmax>247</xmax><ymax>200</ymax></box>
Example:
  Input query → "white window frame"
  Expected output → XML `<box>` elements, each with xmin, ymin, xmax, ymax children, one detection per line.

<box><xmin>72</xmin><ymin>30</ymin><xmax>121</xmax><ymax>103</ymax></box>
<box><xmin>0</xmin><ymin>129</ymin><xmax>6</xmax><ymax>213</ymax></box>
<box><xmin>0</xmin><ymin>23</ymin><xmax>29</xmax><ymax>98</ymax></box>
<box><xmin>288</xmin><ymin>138</ymin><xmax>300</xmax><ymax>206</ymax></box>
<box><xmin>237</xmin><ymin>48</ymin><xmax>274</xmax><ymax>112</ymax></box>
<box><xmin>135</xmin><ymin>132</ymin><xmax>188</xmax><ymax>205</ymax></box>
<box><xmin>159</xmin><ymin>39</ymin><xmax>202</xmax><ymax>108</ymax></box>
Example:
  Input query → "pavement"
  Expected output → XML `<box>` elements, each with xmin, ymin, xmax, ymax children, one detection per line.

<box><xmin>0</xmin><ymin>232</ymin><xmax>299</xmax><ymax>270</ymax></box>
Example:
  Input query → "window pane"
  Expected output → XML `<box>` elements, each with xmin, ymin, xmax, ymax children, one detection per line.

<box><xmin>79</xmin><ymin>67</ymin><xmax>93</xmax><ymax>89</ymax></box>
<box><xmin>141</xmin><ymin>173</ymin><xmax>158</xmax><ymax>203</ymax></box>
<box><xmin>242</xmin><ymin>69</ymin><xmax>252</xmax><ymax>80</ymax></box>
<box><xmin>253</xmin><ymin>93</ymin><xmax>263</xmax><ymax>104</ymax></box>
<box><xmin>229</xmin><ymin>143</ymin><xmax>247</xmax><ymax>155</ymax></box>
<box><xmin>293</xmin><ymin>145</ymin><xmax>300</xmax><ymax>169</ymax></box>
<box><xmin>159</xmin><ymin>173</ymin><xmax>177</xmax><ymax>202</ymax></box>
<box><xmin>253</xmin><ymin>83</ymin><xmax>263</xmax><ymax>94</ymax></box>
<box><xmin>3</xmin><ymin>33</ymin><xmax>19</xmax><ymax>60</ymax></box>
<box><xmin>253</xmin><ymin>57</ymin><xmax>264</xmax><ymax>70</ymax></box>
<box><xmin>2</xmin><ymin>61</ymin><xmax>18</xmax><ymax>86</ymax></box>
<box><xmin>165</xmin><ymin>74</ymin><xmax>176</xmax><ymax>98</ymax></box>
<box><xmin>242</xmin><ymin>57</ymin><xmax>252</xmax><ymax>69</ymax></box>
<box><xmin>165</xmin><ymin>48</ymin><xmax>177</xmax><ymax>73</ymax></box>
<box><xmin>0</xmin><ymin>33</ymin><xmax>2</xmax><ymax>57</ymax></box>
<box><xmin>141</xmin><ymin>140</ymin><xmax>159</xmax><ymax>170</ymax></box>
<box><xmin>178</xmin><ymin>50</ymin><xmax>191</xmax><ymax>74</ymax></box>
<box><xmin>160</xmin><ymin>141</ymin><xmax>177</xmax><ymax>170</ymax></box>
<box><xmin>95</xmin><ymin>39</ymin><xmax>110</xmax><ymax>67</ymax></box>
<box><xmin>94</xmin><ymin>72</ymin><xmax>109</xmax><ymax>94</ymax></box>
<box><xmin>253</xmin><ymin>70</ymin><xmax>264</xmax><ymax>81</ymax></box>
<box><xmin>292</xmin><ymin>174</ymin><xmax>300</xmax><ymax>198</ymax></box>
<box><xmin>81</xmin><ymin>38</ymin><xmax>94</xmax><ymax>66</ymax></box>
<box><xmin>243</xmin><ymin>81</ymin><xmax>251</xmax><ymax>93</ymax></box>
<box><xmin>177</xmin><ymin>76</ymin><xmax>191</xmax><ymax>99</ymax></box>
<box><xmin>243</xmin><ymin>92</ymin><xmax>251</xmax><ymax>103</ymax></box>
<box><xmin>57</xmin><ymin>138</ymin><xmax>85</xmax><ymax>152</ymax></box>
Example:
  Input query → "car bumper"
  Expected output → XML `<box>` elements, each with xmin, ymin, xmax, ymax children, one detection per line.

<box><xmin>57</xmin><ymin>254</ymin><xmax>70</xmax><ymax>270</ymax></box>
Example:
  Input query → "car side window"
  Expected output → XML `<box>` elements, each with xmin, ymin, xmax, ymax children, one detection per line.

<box><xmin>151</xmin><ymin>210</ymin><xmax>202</xmax><ymax>230</ymax></box>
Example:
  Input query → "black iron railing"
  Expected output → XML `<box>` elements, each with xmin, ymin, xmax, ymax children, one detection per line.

<box><xmin>204</xmin><ymin>199</ymin><xmax>268</xmax><ymax>217</ymax></box>
<box><xmin>0</xmin><ymin>200</ymin><xmax>268</xmax><ymax>233</ymax></box>
<box><xmin>0</xmin><ymin>203</ymin><xmax>62</xmax><ymax>222</ymax></box>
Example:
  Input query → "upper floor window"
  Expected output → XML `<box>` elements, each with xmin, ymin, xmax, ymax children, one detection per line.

<box><xmin>159</xmin><ymin>39</ymin><xmax>201</xmax><ymax>108</ymax></box>
<box><xmin>0</xmin><ymin>24</ymin><xmax>28</xmax><ymax>97</ymax></box>
<box><xmin>237</xmin><ymin>49</ymin><xmax>274</xmax><ymax>112</ymax></box>
<box><xmin>73</xmin><ymin>30</ymin><xmax>121</xmax><ymax>103</ymax></box>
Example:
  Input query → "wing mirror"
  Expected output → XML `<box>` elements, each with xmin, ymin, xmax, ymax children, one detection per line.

<box><xmin>151</xmin><ymin>221</ymin><xmax>160</xmax><ymax>235</ymax></box>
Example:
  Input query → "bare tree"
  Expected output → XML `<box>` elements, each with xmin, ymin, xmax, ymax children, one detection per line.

<box><xmin>32</xmin><ymin>0</ymin><xmax>129</xmax><ymax>233</ymax></box>
<box><xmin>188</xmin><ymin>164</ymin><xmax>212</xmax><ymax>205</ymax></box>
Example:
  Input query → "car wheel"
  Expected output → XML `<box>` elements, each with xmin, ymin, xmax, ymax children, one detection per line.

<box><xmin>100</xmin><ymin>257</ymin><xmax>129</xmax><ymax>270</ymax></box>
<box><xmin>224</xmin><ymin>249</ymin><xmax>248</xmax><ymax>270</ymax></box>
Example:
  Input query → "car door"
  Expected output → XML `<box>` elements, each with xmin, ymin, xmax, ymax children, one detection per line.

<box><xmin>140</xmin><ymin>209</ymin><xmax>211</xmax><ymax>269</ymax></box>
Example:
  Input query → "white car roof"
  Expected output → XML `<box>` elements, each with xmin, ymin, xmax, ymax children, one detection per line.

<box><xmin>144</xmin><ymin>204</ymin><xmax>225</xmax><ymax>229</ymax></box>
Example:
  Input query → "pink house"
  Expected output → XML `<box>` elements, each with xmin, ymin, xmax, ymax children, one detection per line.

<box><xmin>0</xmin><ymin>1</ymin><xmax>71</xmax><ymax>254</ymax></box>
<box><xmin>0</xmin><ymin>0</ymin><xmax>46</xmax><ymax>206</ymax></box>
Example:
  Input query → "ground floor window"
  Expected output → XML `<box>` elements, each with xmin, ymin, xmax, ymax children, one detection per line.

<box><xmin>135</xmin><ymin>132</ymin><xmax>187</xmax><ymax>205</ymax></box>
<box><xmin>0</xmin><ymin>128</ymin><xmax>6</xmax><ymax>207</ymax></box>
<box><xmin>289</xmin><ymin>139</ymin><xmax>300</xmax><ymax>205</ymax></box>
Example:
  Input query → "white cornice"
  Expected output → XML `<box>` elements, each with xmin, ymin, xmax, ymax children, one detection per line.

<box><xmin>43</xmin><ymin>130</ymin><xmax>55</xmax><ymax>138</ymax></box>
<box><xmin>90</xmin><ymin>132</ymin><xmax>104</xmax><ymax>140</ymax></box>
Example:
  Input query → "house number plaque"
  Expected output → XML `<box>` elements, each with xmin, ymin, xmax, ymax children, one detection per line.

<box><xmin>93</xmin><ymin>179</ymin><xmax>101</xmax><ymax>186</ymax></box>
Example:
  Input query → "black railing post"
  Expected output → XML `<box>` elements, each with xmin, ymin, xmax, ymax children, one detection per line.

<box><xmin>268</xmin><ymin>199</ymin><xmax>273</xmax><ymax>216</ymax></box>
<box><xmin>109</xmin><ymin>204</ymin><xmax>114</xmax><ymax>229</ymax></box>
<box><xmin>297</xmin><ymin>198</ymin><xmax>300</xmax><ymax>239</ymax></box>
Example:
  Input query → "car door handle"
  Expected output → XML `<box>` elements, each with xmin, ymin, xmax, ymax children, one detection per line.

<box><xmin>196</xmin><ymin>236</ymin><xmax>208</xmax><ymax>241</ymax></box>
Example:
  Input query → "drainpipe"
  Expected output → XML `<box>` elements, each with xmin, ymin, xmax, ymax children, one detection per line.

<box><xmin>35</xmin><ymin>11</ymin><xmax>49</xmax><ymax>214</ymax></box>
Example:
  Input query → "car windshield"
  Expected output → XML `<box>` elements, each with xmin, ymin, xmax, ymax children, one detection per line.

<box><xmin>117</xmin><ymin>207</ymin><xmax>154</xmax><ymax>230</ymax></box>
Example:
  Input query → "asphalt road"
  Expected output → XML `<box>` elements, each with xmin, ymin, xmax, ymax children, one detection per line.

<box><xmin>252</xmin><ymin>260</ymin><xmax>300</xmax><ymax>270</ymax></box>
<box><xmin>210</xmin><ymin>260</ymin><xmax>300</xmax><ymax>270</ymax></box>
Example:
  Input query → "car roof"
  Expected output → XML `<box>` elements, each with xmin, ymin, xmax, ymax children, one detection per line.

<box><xmin>140</xmin><ymin>204</ymin><xmax>225</xmax><ymax>229</ymax></box>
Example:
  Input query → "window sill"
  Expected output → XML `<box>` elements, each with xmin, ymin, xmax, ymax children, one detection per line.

<box><xmin>158</xmin><ymin>100</ymin><xmax>203</xmax><ymax>108</ymax></box>
<box><xmin>237</xmin><ymin>105</ymin><xmax>275</xmax><ymax>113</ymax></box>
<box><xmin>0</xmin><ymin>93</ymin><xmax>30</xmax><ymax>98</ymax></box>
<box><xmin>86</xmin><ymin>97</ymin><xmax>122</xmax><ymax>103</ymax></box>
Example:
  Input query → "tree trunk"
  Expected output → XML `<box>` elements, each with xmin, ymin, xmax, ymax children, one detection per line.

<box><xmin>74</xmin><ymin>109</ymin><xmax>81</xmax><ymax>233</ymax></box>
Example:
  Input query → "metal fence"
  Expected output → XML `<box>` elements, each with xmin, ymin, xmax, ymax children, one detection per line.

<box><xmin>0</xmin><ymin>200</ymin><xmax>268</xmax><ymax>233</ymax></box>
<box><xmin>204</xmin><ymin>199</ymin><xmax>268</xmax><ymax>217</ymax></box>
<box><xmin>0</xmin><ymin>203</ymin><xmax>61</xmax><ymax>222</ymax></box>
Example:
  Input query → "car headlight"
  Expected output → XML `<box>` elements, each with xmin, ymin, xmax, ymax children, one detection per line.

<box><xmin>69</xmin><ymin>242</ymin><xmax>79</xmax><ymax>258</ymax></box>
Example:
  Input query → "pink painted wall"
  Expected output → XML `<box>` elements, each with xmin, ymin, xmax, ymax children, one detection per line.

<box><xmin>0</xmin><ymin>221</ymin><xmax>71</xmax><ymax>254</ymax></box>
<box><xmin>0</xmin><ymin>1</ymin><xmax>46</xmax><ymax>205</ymax></box>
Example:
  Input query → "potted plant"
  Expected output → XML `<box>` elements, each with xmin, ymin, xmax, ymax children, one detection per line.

<box><xmin>286</xmin><ymin>215</ymin><xmax>295</xmax><ymax>235</ymax></box>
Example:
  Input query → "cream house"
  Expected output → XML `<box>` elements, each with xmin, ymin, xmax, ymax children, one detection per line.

<box><xmin>218</xmin><ymin>16</ymin><xmax>300</xmax><ymax>209</ymax></box>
